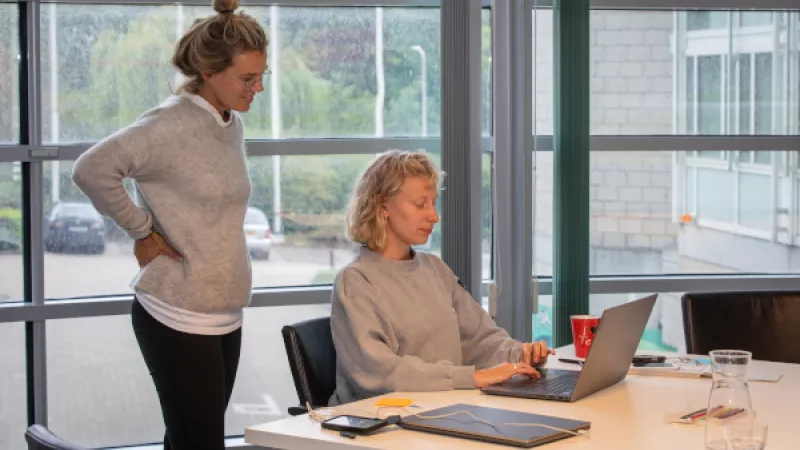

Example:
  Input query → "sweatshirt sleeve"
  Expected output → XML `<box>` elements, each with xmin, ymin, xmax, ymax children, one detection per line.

<box><xmin>72</xmin><ymin>112</ymin><xmax>171</xmax><ymax>240</ymax></box>
<box><xmin>440</xmin><ymin>264</ymin><xmax>524</xmax><ymax>369</ymax></box>
<box><xmin>331</xmin><ymin>269</ymin><xmax>476</xmax><ymax>399</ymax></box>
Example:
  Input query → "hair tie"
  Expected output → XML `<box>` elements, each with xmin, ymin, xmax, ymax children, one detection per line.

<box><xmin>220</xmin><ymin>9</ymin><xmax>234</xmax><ymax>14</ymax></box>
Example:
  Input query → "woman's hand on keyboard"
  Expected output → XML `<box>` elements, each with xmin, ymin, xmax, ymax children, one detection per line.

<box><xmin>522</xmin><ymin>341</ymin><xmax>556</xmax><ymax>367</ymax></box>
<box><xmin>474</xmin><ymin>362</ymin><xmax>540</xmax><ymax>388</ymax></box>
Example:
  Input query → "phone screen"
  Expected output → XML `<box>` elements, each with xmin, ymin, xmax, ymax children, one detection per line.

<box><xmin>325</xmin><ymin>416</ymin><xmax>385</xmax><ymax>430</ymax></box>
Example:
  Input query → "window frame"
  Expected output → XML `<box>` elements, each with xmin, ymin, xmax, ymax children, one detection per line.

<box><xmin>2</xmin><ymin>1</ymin><xmax>800</xmax><ymax>448</ymax></box>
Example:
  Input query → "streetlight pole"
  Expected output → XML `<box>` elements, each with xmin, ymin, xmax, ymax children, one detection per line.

<box><xmin>411</xmin><ymin>45</ymin><xmax>427</xmax><ymax>137</ymax></box>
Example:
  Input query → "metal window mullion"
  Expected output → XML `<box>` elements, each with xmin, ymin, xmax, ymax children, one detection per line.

<box><xmin>491</xmin><ymin>0</ymin><xmax>533</xmax><ymax>341</ymax></box>
<box><xmin>21</xmin><ymin>0</ymin><xmax>48</xmax><ymax>427</ymax></box>
<box><xmin>441</xmin><ymin>0</ymin><xmax>482</xmax><ymax>299</ymax></box>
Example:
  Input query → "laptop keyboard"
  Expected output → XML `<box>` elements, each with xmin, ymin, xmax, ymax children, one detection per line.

<box><xmin>501</xmin><ymin>369</ymin><xmax>581</xmax><ymax>395</ymax></box>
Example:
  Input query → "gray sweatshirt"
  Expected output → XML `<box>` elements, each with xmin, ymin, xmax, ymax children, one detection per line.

<box><xmin>329</xmin><ymin>247</ymin><xmax>524</xmax><ymax>405</ymax></box>
<box><xmin>72</xmin><ymin>95</ymin><xmax>252</xmax><ymax>314</ymax></box>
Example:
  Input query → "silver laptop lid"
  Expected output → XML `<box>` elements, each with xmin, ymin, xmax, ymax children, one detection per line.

<box><xmin>570</xmin><ymin>294</ymin><xmax>658</xmax><ymax>402</ymax></box>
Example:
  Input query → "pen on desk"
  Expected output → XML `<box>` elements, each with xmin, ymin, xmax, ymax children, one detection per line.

<box><xmin>680</xmin><ymin>408</ymin><xmax>709</xmax><ymax>420</ymax></box>
<box><xmin>558</xmin><ymin>358</ymin><xmax>584</xmax><ymax>365</ymax></box>
<box><xmin>717</xmin><ymin>408</ymin><xmax>745</xmax><ymax>420</ymax></box>
<box><xmin>688</xmin><ymin>406</ymin><xmax>723</xmax><ymax>421</ymax></box>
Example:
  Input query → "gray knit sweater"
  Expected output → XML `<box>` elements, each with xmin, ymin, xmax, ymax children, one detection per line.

<box><xmin>329</xmin><ymin>247</ymin><xmax>524</xmax><ymax>405</ymax></box>
<box><xmin>72</xmin><ymin>95</ymin><xmax>252</xmax><ymax>313</ymax></box>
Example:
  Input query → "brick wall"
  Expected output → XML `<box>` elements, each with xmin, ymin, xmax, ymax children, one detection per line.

<box><xmin>534</xmin><ymin>11</ymin><xmax>677</xmax><ymax>256</ymax></box>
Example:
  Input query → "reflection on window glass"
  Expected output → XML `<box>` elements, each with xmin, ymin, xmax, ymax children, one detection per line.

<box><xmin>0</xmin><ymin>163</ymin><xmax>23</xmax><ymax>302</ymax></box>
<box><xmin>41</xmin><ymin>5</ymin><xmax>444</xmax><ymax>143</ymax></box>
<box><xmin>0</xmin><ymin>4</ymin><xmax>19</xmax><ymax>144</ymax></box>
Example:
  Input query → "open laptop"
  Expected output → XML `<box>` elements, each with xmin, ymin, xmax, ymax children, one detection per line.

<box><xmin>481</xmin><ymin>294</ymin><xmax>657</xmax><ymax>403</ymax></box>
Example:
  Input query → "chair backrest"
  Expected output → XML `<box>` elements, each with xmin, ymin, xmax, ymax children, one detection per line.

<box><xmin>682</xmin><ymin>291</ymin><xmax>800</xmax><ymax>364</ymax></box>
<box><xmin>25</xmin><ymin>425</ymin><xmax>89</xmax><ymax>450</ymax></box>
<box><xmin>281</xmin><ymin>316</ymin><xmax>338</xmax><ymax>408</ymax></box>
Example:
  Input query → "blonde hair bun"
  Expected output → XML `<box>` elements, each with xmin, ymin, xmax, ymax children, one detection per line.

<box><xmin>213</xmin><ymin>0</ymin><xmax>240</xmax><ymax>13</ymax></box>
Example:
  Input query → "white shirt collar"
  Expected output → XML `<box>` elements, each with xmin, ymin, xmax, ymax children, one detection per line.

<box><xmin>179</xmin><ymin>92</ymin><xmax>233</xmax><ymax>128</ymax></box>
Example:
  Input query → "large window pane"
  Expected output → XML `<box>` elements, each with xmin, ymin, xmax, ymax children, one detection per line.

<box><xmin>46</xmin><ymin>305</ymin><xmax>330</xmax><ymax>446</ymax></box>
<box><xmin>534</xmin><ymin>293</ymin><xmax>682</xmax><ymax>352</ymax></box>
<box><xmin>533</xmin><ymin>9</ymin><xmax>554</xmax><ymax>135</ymax></box>
<box><xmin>590</xmin><ymin>11</ymin><xmax>674</xmax><ymax>135</ymax></box>
<box><xmin>481</xmin><ymin>9</ymin><xmax>491</xmax><ymax>136</ymax></box>
<box><xmin>580</xmin><ymin>151</ymin><xmax>795</xmax><ymax>276</ymax></box>
<box><xmin>248</xmin><ymin>153</ymin><xmax>442</xmax><ymax>286</ymax></box>
<box><xmin>0</xmin><ymin>3</ymin><xmax>19</xmax><ymax>144</ymax></box>
<box><xmin>588</xmin><ymin>10</ymin><xmax>800</xmax><ymax>136</ymax></box>
<box><xmin>41</xmin><ymin>4</ymin><xmax>443</xmax><ymax>143</ymax></box>
<box><xmin>534</xmin><ymin>151</ymin><xmax>554</xmax><ymax>277</ymax></box>
<box><xmin>0</xmin><ymin>162</ymin><xmax>23</xmax><ymax>302</ymax></box>
<box><xmin>482</xmin><ymin>152</ymin><xmax>492</xmax><ymax>280</ymax></box>
<box><xmin>47</xmin><ymin>315</ymin><xmax>162</xmax><ymax>448</ymax></box>
<box><xmin>229</xmin><ymin>304</ymin><xmax>330</xmax><ymax>435</ymax></box>
<box><xmin>44</xmin><ymin>153</ymin><xmax>445</xmax><ymax>298</ymax></box>
<box><xmin>0</xmin><ymin>323</ymin><xmax>26</xmax><ymax>450</ymax></box>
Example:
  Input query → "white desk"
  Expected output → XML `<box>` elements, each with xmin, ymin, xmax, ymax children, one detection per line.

<box><xmin>246</xmin><ymin>348</ymin><xmax>799</xmax><ymax>449</ymax></box>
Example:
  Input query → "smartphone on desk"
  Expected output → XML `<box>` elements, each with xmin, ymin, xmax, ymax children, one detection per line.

<box><xmin>321</xmin><ymin>415</ymin><xmax>389</xmax><ymax>435</ymax></box>
<box><xmin>632</xmin><ymin>355</ymin><xmax>666</xmax><ymax>364</ymax></box>
<box><xmin>632</xmin><ymin>362</ymin><xmax>673</xmax><ymax>368</ymax></box>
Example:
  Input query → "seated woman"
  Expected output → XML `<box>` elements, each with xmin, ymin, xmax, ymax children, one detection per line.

<box><xmin>329</xmin><ymin>150</ymin><xmax>554</xmax><ymax>405</ymax></box>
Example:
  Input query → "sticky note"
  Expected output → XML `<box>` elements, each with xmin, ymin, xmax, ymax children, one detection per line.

<box><xmin>375</xmin><ymin>398</ymin><xmax>414</xmax><ymax>407</ymax></box>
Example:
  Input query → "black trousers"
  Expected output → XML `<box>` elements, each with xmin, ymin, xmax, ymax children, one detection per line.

<box><xmin>131</xmin><ymin>298</ymin><xmax>241</xmax><ymax>450</ymax></box>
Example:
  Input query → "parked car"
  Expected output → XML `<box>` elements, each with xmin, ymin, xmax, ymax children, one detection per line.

<box><xmin>44</xmin><ymin>202</ymin><xmax>106</xmax><ymax>254</ymax></box>
<box><xmin>245</xmin><ymin>206</ymin><xmax>272</xmax><ymax>260</ymax></box>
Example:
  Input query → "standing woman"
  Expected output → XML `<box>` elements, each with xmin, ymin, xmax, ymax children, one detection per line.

<box><xmin>72</xmin><ymin>1</ymin><xmax>268</xmax><ymax>448</ymax></box>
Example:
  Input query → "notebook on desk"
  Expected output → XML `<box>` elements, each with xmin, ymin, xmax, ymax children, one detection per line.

<box><xmin>398</xmin><ymin>403</ymin><xmax>590</xmax><ymax>448</ymax></box>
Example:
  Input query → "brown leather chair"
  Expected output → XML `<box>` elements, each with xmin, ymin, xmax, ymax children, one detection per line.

<box><xmin>682</xmin><ymin>291</ymin><xmax>800</xmax><ymax>364</ymax></box>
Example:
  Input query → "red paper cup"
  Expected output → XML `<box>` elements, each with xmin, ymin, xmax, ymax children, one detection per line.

<box><xmin>571</xmin><ymin>315</ymin><xmax>601</xmax><ymax>358</ymax></box>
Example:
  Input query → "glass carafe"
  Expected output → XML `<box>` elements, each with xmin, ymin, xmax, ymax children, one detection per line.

<box><xmin>705</xmin><ymin>350</ymin><xmax>754</xmax><ymax>450</ymax></box>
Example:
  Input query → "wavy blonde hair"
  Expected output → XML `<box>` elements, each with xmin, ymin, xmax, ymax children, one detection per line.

<box><xmin>346</xmin><ymin>150</ymin><xmax>442</xmax><ymax>251</ymax></box>
<box><xmin>172</xmin><ymin>0</ymin><xmax>268</xmax><ymax>94</ymax></box>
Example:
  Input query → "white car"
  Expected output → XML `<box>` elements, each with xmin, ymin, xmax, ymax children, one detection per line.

<box><xmin>244</xmin><ymin>207</ymin><xmax>272</xmax><ymax>260</ymax></box>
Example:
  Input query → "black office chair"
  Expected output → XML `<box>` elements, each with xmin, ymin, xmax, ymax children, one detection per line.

<box><xmin>682</xmin><ymin>291</ymin><xmax>800</xmax><ymax>364</ymax></box>
<box><xmin>281</xmin><ymin>316</ymin><xmax>338</xmax><ymax>416</ymax></box>
<box><xmin>25</xmin><ymin>425</ymin><xmax>89</xmax><ymax>450</ymax></box>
